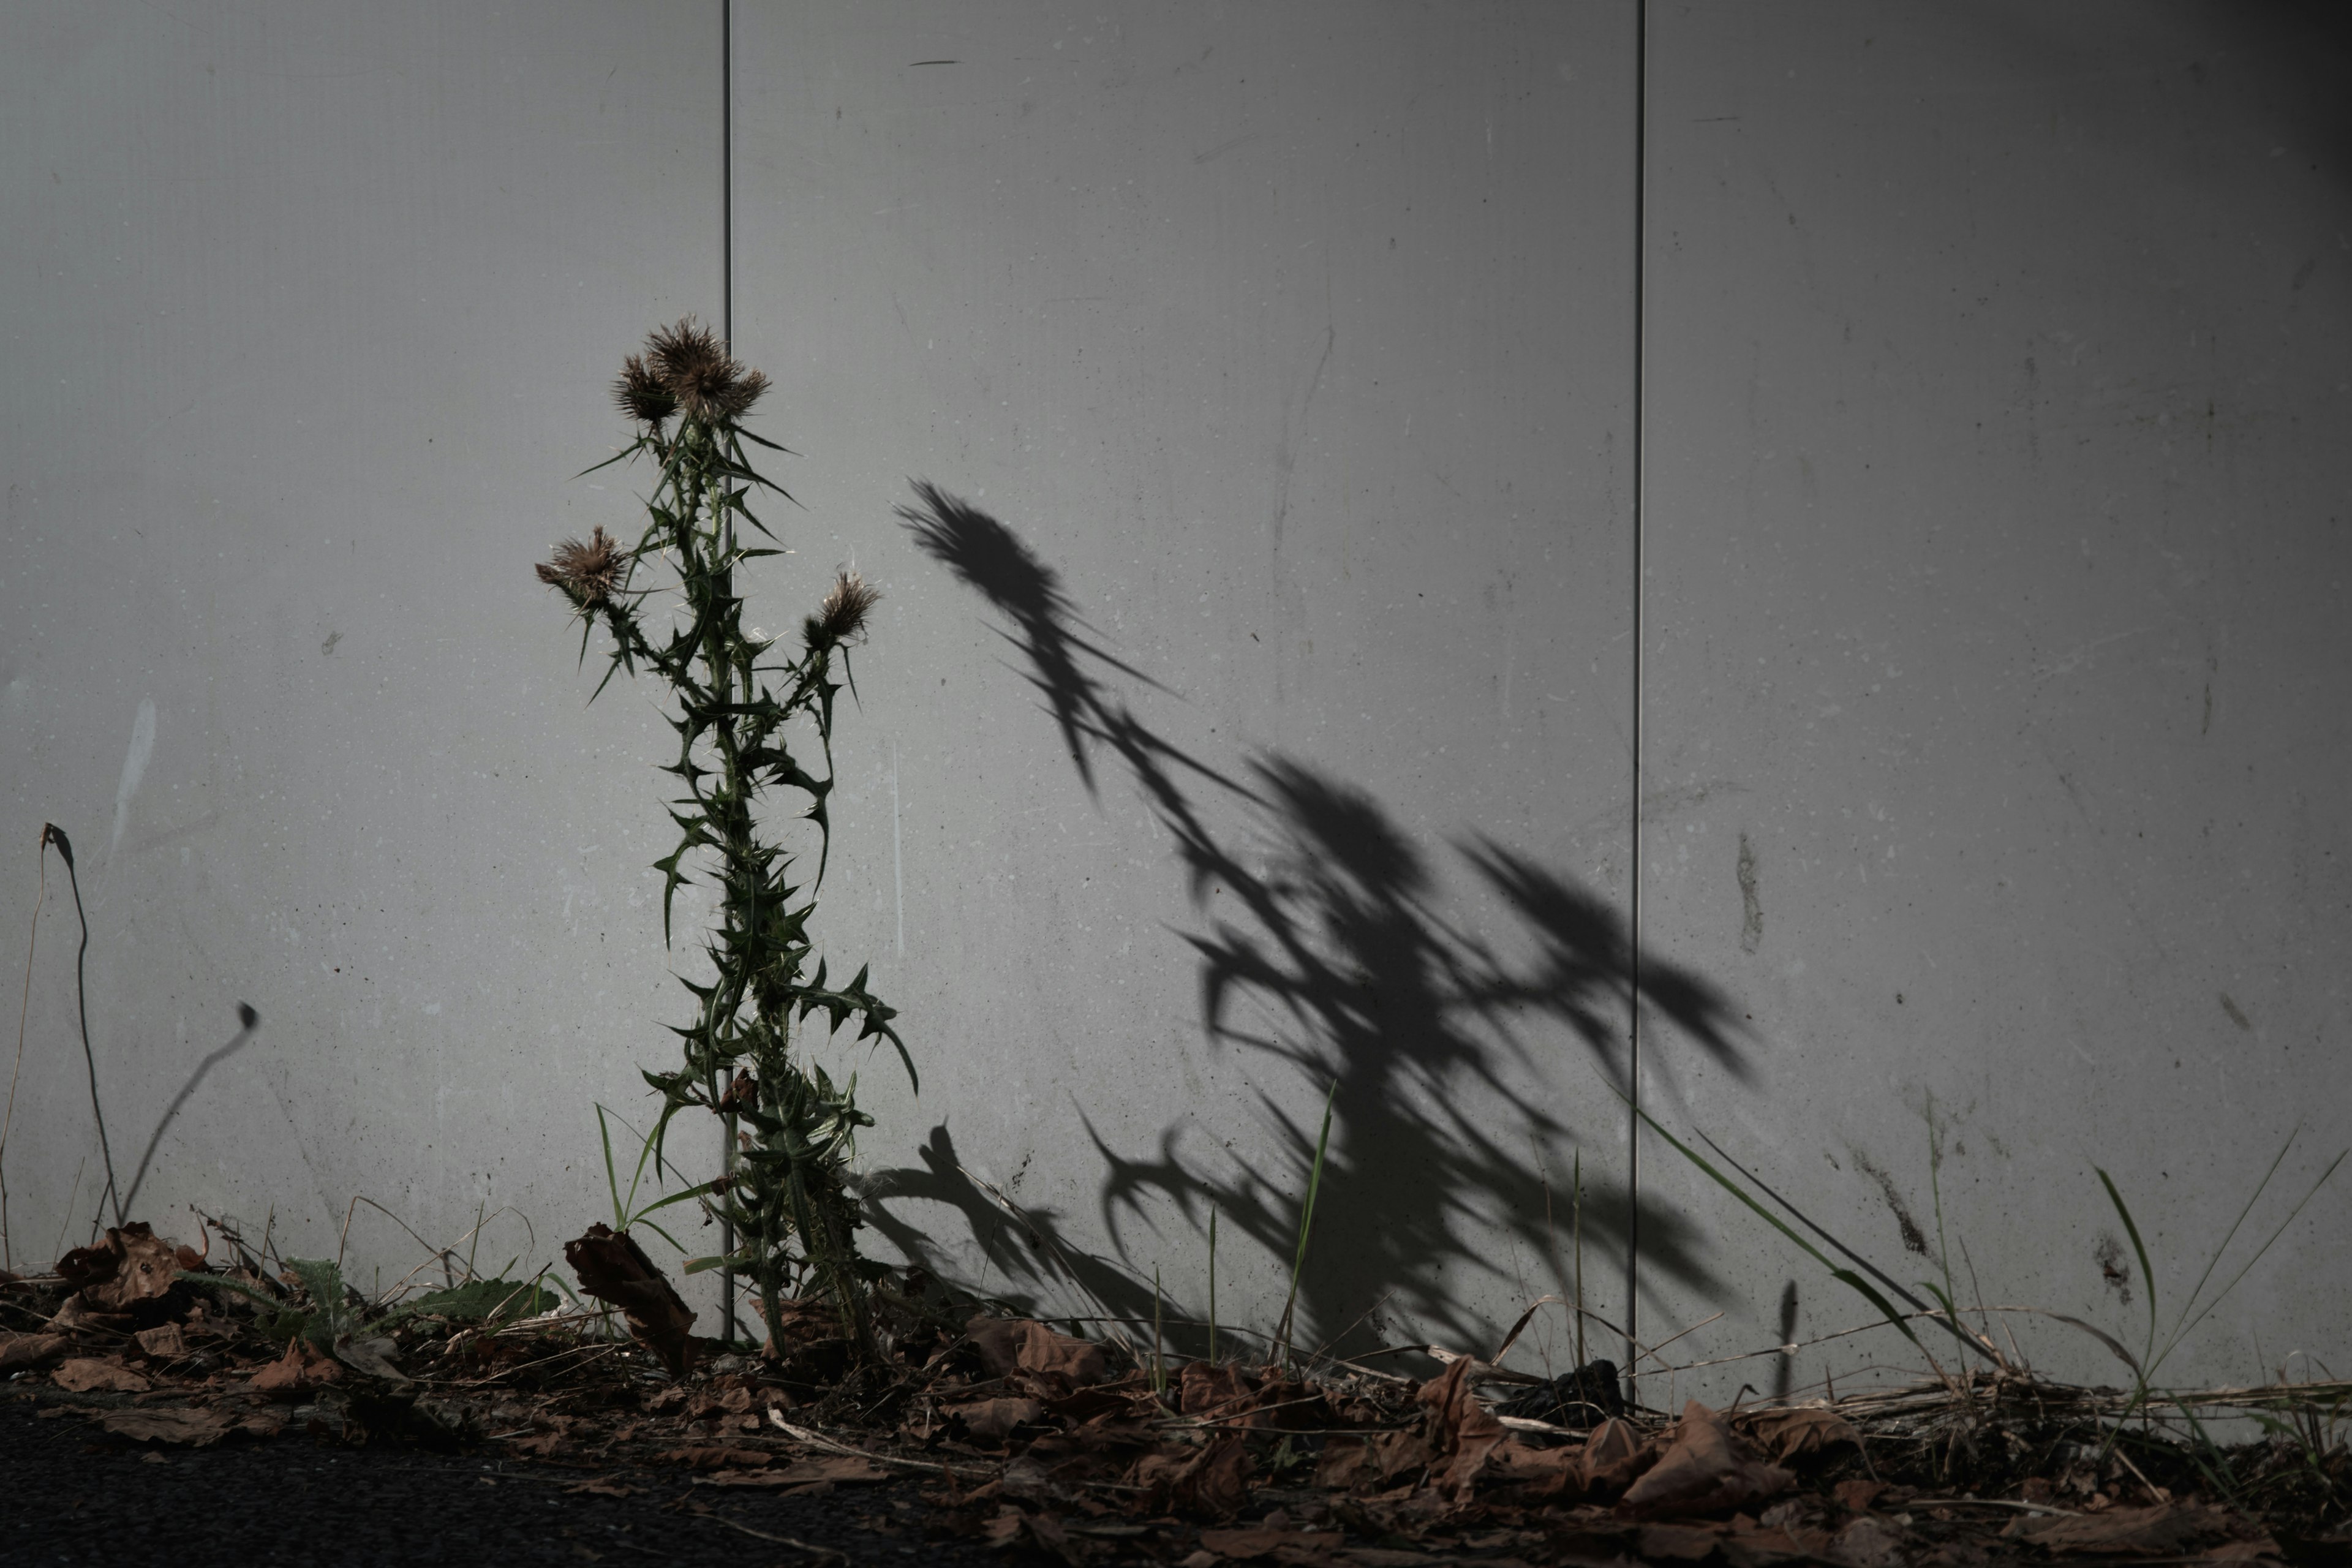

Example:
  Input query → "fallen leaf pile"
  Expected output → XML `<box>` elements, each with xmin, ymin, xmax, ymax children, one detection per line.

<box><xmin>5</xmin><ymin>1216</ymin><xmax>2345</xmax><ymax>1565</ymax></box>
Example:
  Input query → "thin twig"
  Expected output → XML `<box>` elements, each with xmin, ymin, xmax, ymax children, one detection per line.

<box><xmin>44</xmin><ymin>827</ymin><xmax>121</xmax><ymax>1234</ymax></box>
<box><xmin>768</xmin><ymin>1414</ymin><xmax>969</xmax><ymax>1479</ymax></box>
<box><xmin>684</xmin><ymin>1504</ymin><xmax>844</xmax><ymax>1561</ymax></box>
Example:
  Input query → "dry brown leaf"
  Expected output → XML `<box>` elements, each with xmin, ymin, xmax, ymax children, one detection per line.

<box><xmin>1481</xmin><ymin>1436</ymin><xmax>1581</xmax><ymax>1499</ymax></box>
<box><xmin>53</xmin><ymin>1356</ymin><xmax>151</xmax><ymax>1393</ymax></box>
<box><xmin>1199</xmin><ymin>1526</ymin><xmax>1344</xmax><ymax>1561</ymax></box>
<box><xmin>55</xmin><ymin>1223</ymin><xmax>183</xmax><ymax>1313</ymax></box>
<box><xmin>2000</xmin><ymin>1501</ymin><xmax>2233</xmax><ymax>1555</ymax></box>
<box><xmin>0</xmin><ymin>1332</ymin><xmax>66</xmax><ymax>1372</ymax></box>
<box><xmin>704</xmin><ymin>1455</ymin><xmax>891</xmax><ymax>1490</ymax></box>
<box><xmin>1311</xmin><ymin>1435</ymin><xmax>1375</xmax><ymax>1492</ymax></box>
<box><xmin>1717</xmin><ymin>1523</ymin><xmax>1814</xmax><ymax>1567</ymax></box>
<box><xmin>1638</xmin><ymin>1521</ymin><xmax>1730</xmax><ymax>1561</ymax></box>
<box><xmin>655</xmin><ymin>1444</ymin><xmax>772</xmax><ymax>1471</ymax></box>
<box><xmin>1415</xmin><ymin>1358</ymin><xmax>1508</xmax><ymax>1501</ymax></box>
<box><xmin>564</xmin><ymin>1224</ymin><xmax>698</xmax><ymax>1376</ymax></box>
<box><xmin>1180</xmin><ymin>1360</ymin><xmax>1256</xmax><ymax>1416</ymax></box>
<box><xmin>334</xmin><ymin>1334</ymin><xmax>407</xmax><ymax>1383</ymax></box>
<box><xmin>946</xmin><ymin>1395</ymin><xmax>1043</xmax><ymax>1442</ymax></box>
<box><xmin>1733</xmin><ymin>1405</ymin><xmax>1860</xmax><ymax>1463</ymax></box>
<box><xmin>1830</xmin><ymin>1515</ymin><xmax>1907</xmax><ymax>1568</ymax></box>
<box><xmin>1578</xmin><ymin>1415</ymin><xmax>1655</xmax><ymax>1497</ymax></box>
<box><xmin>99</xmin><ymin>1408</ymin><xmax>232</xmax><ymax>1446</ymax></box>
<box><xmin>248</xmin><ymin>1341</ymin><xmax>342</xmax><ymax>1396</ymax></box>
<box><xmin>967</xmin><ymin>1314</ymin><xmax>1031</xmax><ymax>1376</ymax></box>
<box><xmin>564</xmin><ymin>1476</ymin><xmax>638</xmax><ymax>1498</ymax></box>
<box><xmin>785</xmin><ymin>1455</ymin><xmax>891</xmax><ymax>1485</ymax></box>
<box><xmin>1618</xmin><ymin>1401</ymin><xmax>1793</xmax><ymax>1518</ymax></box>
<box><xmin>967</xmin><ymin>1314</ymin><xmax>1109</xmax><ymax>1388</ymax></box>
<box><xmin>132</xmin><ymin>1324</ymin><xmax>189</xmax><ymax>1360</ymax></box>
<box><xmin>1833</xmin><ymin>1478</ymin><xmax>1885</xmax><ymax>1513</ymax></box>
<box><xmin>1129</xmin><ymin>1433</ymin><xmax>1253</xmax><ymax>1520</ymax></box>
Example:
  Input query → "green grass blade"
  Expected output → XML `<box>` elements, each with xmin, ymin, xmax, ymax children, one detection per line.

<box><xmin>2157</xmin><ymin>1130</ymin><xmax>2296</xmax><ymax>1365</ymax></box>
<box><xmin>635</xmin><ymin>1219</ymin><xmax>687</xmax><ymax>1254</ymax></box>
<box><xmin>1634</xmin><ymin>1104</ymin><xmax>1923</xmax><ymax>1349</ymax></box>
<box><xmin>1208</xmin><ymin>1204</ymin><xmax>1218</xmax><ymax>1365</ymax></box>
<box><xmin>2163</xmin><ymin>1147</ymin><xmax>2347</xmax><ymax>1370</ymax></box>
<box><xmin>2095</xmin><ymin>1167</ymin><xmax>2160</xmax><ymax>1368</ymax></box>
<box><xmin>1273</xmin><ymin>1079</ymin><xmax>1339</xmax><ymax>1363</ymax></box>
<box><xmin>595</xmin><ymin>1105</ymin><xmax>628</xmax><ymax>1231</ymax></box>
<box><xmin>631</xmin><ymin>1185</ymin><xmax>709</xmax><ymax>1221</ymax></box>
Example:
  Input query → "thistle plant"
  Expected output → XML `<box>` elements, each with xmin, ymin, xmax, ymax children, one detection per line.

<box><xmin>537</xmin><ymin>320</ymin><xmax>912</xmax><ymax>1359</ymax></box>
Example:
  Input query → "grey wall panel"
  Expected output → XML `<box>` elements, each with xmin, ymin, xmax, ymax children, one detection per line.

<box><xmin>1640</xmin><ymin>4</ymin><xmax>2352</xmax><ymax>1399</ymax></box>
<box><xmin>0</xmin><ymin>5</ymin><xmax>722</xmax><ymax>1289</ymax></box>
<box><xmin>727</xmin><ymin>2</ymin><xmax>1643</xmax><ymax>1357</ymax></box>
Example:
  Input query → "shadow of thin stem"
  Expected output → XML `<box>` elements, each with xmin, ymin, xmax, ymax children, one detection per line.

<box><xmin>123</xmin><ymin>1004</ymin><xmax>260</xmax><ymax>1218</ymax></box>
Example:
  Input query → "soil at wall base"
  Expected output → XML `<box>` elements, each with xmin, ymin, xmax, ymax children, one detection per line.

<box><xmin>0</xmin><ymin>1393</ymin><xmax>997</xmax><ymax>1568</ymax></box>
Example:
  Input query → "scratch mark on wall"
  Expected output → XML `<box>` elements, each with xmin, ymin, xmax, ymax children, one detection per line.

<box><xmin>1270</xmin><ymin>327</ymin><xmax>1333</xmax><ymax>710</ymax></box>
<box><xmin>1273</xmin><ymin>326</ymin><xmax>1336</xmax><ymax>552</ymax></box>
<box><xmin>2095</xmin><ymin>1233</ymin><xmax>2133</xmax><ymax>1304</ymax></box>
<box><xmin>1637</xmin><ymin>778</ymin><xmax>1747</xmax><ymax>824</ymax></box>
<box><xmin>2029</xmin><ymin>627</ymin><xmax>2147</xmax><ymax>680</ymax></box>
<box><xmin>108</xmin><ymin>698</ymin><xmax>157</xmax><ymax>865</ymax></box>
<box><xmin>892</xmin><ymin>738</ymin><xmax>905</xmax><ymax>958</ymax></box>
<box><xmin>1850</xmin><ymin>1150</ymin><xmax>1930</xmax><ymax>1257</ymax></box>
<box><xmin>1736</xmin><ymin>833</ymin><xmax>1764</xmax><ymax>953</ymax></box>
<box><xmin>2218</xmin><ymin>992</ymin><xmax>2251</xmax><ymax>1032</ymax></box>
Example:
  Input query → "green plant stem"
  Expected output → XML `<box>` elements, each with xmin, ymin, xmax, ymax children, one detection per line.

<box><xmin>1273</xmin><ymin>1079</ymin><xmax>1338</xmax><ymax>1366</ymax></box>
<box><xmin>1207</xmin><ymin>1204</ymin><xmax>1218</xmax><ymax>1365</ymax></box>
<box><xmin>554</xmin><ymin>334</ymin><xmax>909</xmax><ymax>1370</ymax></box>
<box><xmin>1572</xmin><ymin>1151</ymin><xmax>1586</xmax><ymax>1370</ymax></box>
<box><xmin>48</xmin><ymin>829</ymin><xmax>121</xmax><ymax>1233</ymax></box>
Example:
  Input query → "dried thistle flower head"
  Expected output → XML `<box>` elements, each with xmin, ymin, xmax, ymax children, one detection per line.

<box><xmin>644</xmin><ymin>317</ymin><xmax>768</xmax><ymax>425</ymax></box>
<box><xmin>535</xmin><ymin>524</ymin><xmax>626</xmax><ymax>608</ymax></box>
<box><xmin>612</xmin><ymin>353</ymin><xmax>677</xmax><ymax>426</ymax></box>
<box><xmin>805</xmin><ymin>569</ymin><xmax>880</xmax><ymax>648</ymax></box>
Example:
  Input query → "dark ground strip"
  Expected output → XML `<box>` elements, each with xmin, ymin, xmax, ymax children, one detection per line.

<box><xmin>0</xmin><ymin>1395</ymin><xmax>1000</xmax><ymax>1567</ymax></box>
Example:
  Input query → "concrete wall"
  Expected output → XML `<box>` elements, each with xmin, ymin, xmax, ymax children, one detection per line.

<box><xmin>3</xmin><ymin>2</ymin><xmax>2345</xmax><ymax>1395</ymax></box>
<box><xmin>1637</xmin><ymin>2</ymin><xmax>2352</xmax><ymax>1397</ymax></box>
<box><xmin>0</xmin><ymin>2</ymin><xmax>725</xmax><ymax>1292</ymax></box>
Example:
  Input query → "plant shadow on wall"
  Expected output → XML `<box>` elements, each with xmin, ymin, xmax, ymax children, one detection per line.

<box><xmin>865</xmin><ymin>484</ymin><xmax>1755</xmax><ymax>1364</ymax></box>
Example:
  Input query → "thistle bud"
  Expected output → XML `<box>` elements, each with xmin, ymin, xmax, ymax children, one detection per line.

<box><xmin>612</xmin><ymin>353</ymin><xmax>677</xmax><ymax>426</ymax></box>
<box><xmin>804</xmin><ymin>569</ymin><xmax>880</xmax><ymax>649</ymax></box>
<box><xmin>644</xmin><ymin>317</ymin><xmax>768</xmax><ymax>425</ymax></box>
<box><xmin>534</xmin><ymin>525</ymin><xmax>626</xmax><ymax>608</ymax></box>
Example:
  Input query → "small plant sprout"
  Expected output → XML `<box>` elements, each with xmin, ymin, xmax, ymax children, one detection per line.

<box><xmin>538</xmin><ymin>319</ymin><xmax>913</xmax><ymax>1360</ymax></box>
<box><xmin>1273</xmin><ymin>1077</ymin><xmax>1338</xmax><ymax>1367</ymax></box>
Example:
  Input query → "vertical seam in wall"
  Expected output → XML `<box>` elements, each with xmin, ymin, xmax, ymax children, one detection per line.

<box><xmin>722</xmin><ymin>0</ymin><xmax>734</xmax><ymax>350</ymax></box>
<box><xmin>1626</xmin><ymin>0</ymin><xmax>1648</xmax><ymax>1375</ymax></box>
<box><xmin>718</xmin><ymin>0</ymin><xmax>737</xmax><ymax>1345</ymax></box>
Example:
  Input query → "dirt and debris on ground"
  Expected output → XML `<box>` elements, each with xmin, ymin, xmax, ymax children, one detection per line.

<box><xmin>6</xmin><ymin>1219</ymin><xmax>2350</xmax><ymax>1565</ymax></box>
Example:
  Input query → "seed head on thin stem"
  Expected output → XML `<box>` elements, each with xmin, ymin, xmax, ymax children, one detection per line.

<box><xmin>805</xmin><ymin>570</ymin><xmax>880</xmax><ymax>649</ymax></box>
<box><xmin>612</xmin><ymin>353</ymin><xmax>677</xmax><ymax>427</ymax></box>
<box><xmin>535</xmin><ymin>525</ymin><xmax>627</xmax><ymax>609</ymax></box>
<box><xmin>644</xmin><ymin>317</ymin><xmax>768</xmax><ymax>425</ymax></box>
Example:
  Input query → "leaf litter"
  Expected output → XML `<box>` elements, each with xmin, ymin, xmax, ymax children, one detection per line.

<box><xmin>5</xmin><ymin>1207</ymin><xmax>2350</xmax><ymax>1565</ymax></box>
